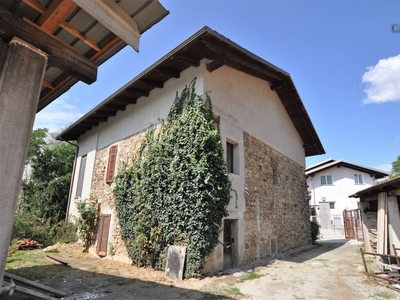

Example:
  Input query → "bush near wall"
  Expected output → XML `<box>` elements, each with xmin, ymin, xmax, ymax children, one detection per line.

<box><xmin>114</xmin><ymin>79</ymin><xmax>232</xmax><ymax>278</ymax></box>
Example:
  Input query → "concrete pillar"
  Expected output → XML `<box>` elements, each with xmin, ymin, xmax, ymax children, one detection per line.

<box><xmin>376</xmin><ymin>192</ymin><xmax>387</xmax><ymax>254</ymax></box>
<box><xmin>319</xmin><ymin>202</ymin><xmax>331</xmax><ymax>229</ymax></box>
<box><xmin>387</xmin><ymin>194</ymin><xmax>400</xmax><ymax>251</ymax></box>
<box><xmin>0</xmin><ymin>37</ymin><xmax>48</xmax><ymax>285</ymax></box>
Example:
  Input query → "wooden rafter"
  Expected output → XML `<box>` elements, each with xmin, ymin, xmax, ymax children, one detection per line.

<box><xmin>38</xmin><ymin>36</ymin><xmax>122</xmax><ymax>109</ymax></box>
<box><xmin>36</xmin><ymin>0</ymin><xmax>77</xmax><ymax>34</ymax></box>
<box><xmin>140</xmin><ymin>78</ymin><xmax>164</xmax><ymax>88</ymax></box>
<box><xmin>176</xmin><ymin>54</ymin><xmax>200</xmax><ymax>67</ymax></box>
<box><xmin>22</xmin><ymin>0</ymin><xmax>46</xmax><ymax>14</ymax></box>
<box><xmin>206</xmin><ymin>55</ymin><xmax>230</xmax><ymax>72</ymax></box>
<box><xmin>60</xmin><ymin>21</ymin><xmax>101</xmax><ymax>51</ymax></box>
<box><xmin>42</xmin><ymin>80</ymin><xmax>54</xmax><ymax>89</ymax></box>
<box><xmin>0</xmin><ymin>7</ymin><xmax>97</xmax><ymax>84</ymax></box>
<box><xmin>115</xmin><ymin>97</ymin><xmax>137</xmax><ymax>104</ymax></box>
<box><xmin>72</xmin><ymin>0</ymin><xmax>141</xmax><ymax>52</ymax></box>
<box><xmin>127</xmin><ymin>88</ymin><xmax>150</xmax><ymax>97</ymax></box>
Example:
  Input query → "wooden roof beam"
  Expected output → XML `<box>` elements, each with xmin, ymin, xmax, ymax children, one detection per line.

<box><xmin>60</xmin><ymin>21</ymin><xmax>101</xmax><ymax>51</ymax></box>
<box><xmin>42</xmin><ymin>80</ymin><xmax>54</xmax><ymax>89</ymax></box>
<box><xmin>0</xmin><ymin>7</ymin><xmax>97</xmax><ymax>84</ymax></box>
<box><xmin>88</xmin><ymin>116</ymin><xmax>108</xmax><ymax>122</ymax></box>
<box><xmin>157</xmin><ymin>67</ymin><xmax>180</xmax><ymax>79</ymax></box>
<box><xmin>23</xmin><ymin>0</ymin><xmax>46</xmax><ymax>14</ymax></box>
<box><xmin>176</xmin><ymin>54</ymin><xmax>200</xmax><ymax>67</ymax></box>
<box><xmin>127</xmin><ymin>88</ymin><xmax>150</xmax><ymax>97</ymax></box>
<box><xmin>206</xmin><ymin>55</ymin><xmax>230</xmax><ymax>72</ymax></box>
<box><xmin>201</xmin><ymin>38</ymin><xmax>283</xmax><ymax>82</ymax></box>
<box><xmin>140</xmin><ymin>78</ymin><xmax>164</xmax><ymax>88</ymax></box>
<box><xmin>36</xmin><ymin>0</ymin><xmax>77</xmax><ymax>34</ymax></box>
<box><xmin>94</xmin><ymin>110</ymin><xmax>117</xmax><ymax>116</ymax></box>
<box><xmin>115</xmin><ymin>97</ymin><xmax>137</xmax><ymax>104</ymax></box>
<box><xmin>81</xmin><ymin>120</ymin><xmax>99</xmax><ymax>126</ymax></box>
<box><xmin>72</xmin><ymin>0</ymin><xmax>141</xmax><ymax>52</ymax></box>
<box><xmin>104</xmin><ymin>103</ymin><xmax>127</xmax><ymax>111</ymax></box>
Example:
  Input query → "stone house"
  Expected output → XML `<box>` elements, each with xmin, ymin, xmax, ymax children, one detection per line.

<box><xmin>306</xmin><ymin>159</ymin><xmax>387</xmax><ymax>239</ymax></box>
<box><xmin>350</xmin><ymin>176</ymin><xmax>400</xmax><ymax>254</ymax></box>
<box><xmin>58</xmin><ymin>26</ymin><xmax>325</xmax><ymax>273</ymax></box>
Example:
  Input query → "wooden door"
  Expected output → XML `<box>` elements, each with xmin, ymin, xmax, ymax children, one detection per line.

<box><xmin>96</xmin><ymin>214</ymin><xmax>111</xmax><ymax>257</ymax></box>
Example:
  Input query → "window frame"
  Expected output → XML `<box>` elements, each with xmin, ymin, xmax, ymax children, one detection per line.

<box><xmin>106</xmin><ymin>145</ymin><xmax>118</xmax><ymax>183</ymax></box>
<box><xmin>354</xmin><ymin>173</ymin><xmax>364</xmax><ymax>184</ymax></box>
<box><xmin>75</xmin><ymin>155</ymin><xmax>87</xmax><ymax>197</ymax></box>
<box><xmin>226</xmin><ymin>140</ymin><xmax>239</xmax><ymax>175</ymax></box>
<box><xmin>320</xmin><ymin>174</ymin><xmax>333</xmax><ymax>185</ymax></box>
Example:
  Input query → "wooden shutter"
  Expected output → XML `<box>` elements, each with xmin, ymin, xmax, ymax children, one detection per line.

<box><xmin>96</xmin><ymin>214</ymin><xmax>111</xmax><ymax>257</ymax></box>
<box><xmin>106</xmin><ymin>145</ymin><xmax>118</xmax><ymax>183</ymax></box>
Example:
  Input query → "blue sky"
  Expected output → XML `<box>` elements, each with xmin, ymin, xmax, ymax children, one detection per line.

<box><xmin>34</xmin><ymin>0</ymin><xmax>400</xmax><ymax>172</ymax></box>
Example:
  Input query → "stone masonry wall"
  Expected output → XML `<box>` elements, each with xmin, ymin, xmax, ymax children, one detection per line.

<box><xmin>90</xmin><ymin>130</ymin><xmax>147</xmax><ymax>260</ymax></box>
<box><xmin>243</xmin><ymin>132</ymin><xmax>311</xmax><ymax>264</ymax></box>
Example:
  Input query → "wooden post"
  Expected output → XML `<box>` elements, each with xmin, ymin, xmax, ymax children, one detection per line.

<box><xmin>0</xmin><ymin>37</ymin><xmax>48</xmax><ymax>286</ymax></box>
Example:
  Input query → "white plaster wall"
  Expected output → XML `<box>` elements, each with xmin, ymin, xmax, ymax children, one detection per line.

<box><xmin>68</xmin><ymin>150</ymin><xmax>96</xmax><ymax>219</ymax></box>
<box><xmin>203</xmin><ymin>61</ymin><xmax>305</xmax><ymax>167</ymax></box>
<box><xmin>308</xmin><ymin>166</ymin><xmax>376</xmax><ymax>226</ymax></box>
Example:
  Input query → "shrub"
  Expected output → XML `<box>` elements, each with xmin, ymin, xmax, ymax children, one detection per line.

<box><xmin>311</xmin><ymin>221</ymin><xmax>320</xmax><ymax>244</ymax></box>
<box><xmin>76</xmin><ymin>199</ymin><xmax>99</xmax><ymax>252</ymax></box>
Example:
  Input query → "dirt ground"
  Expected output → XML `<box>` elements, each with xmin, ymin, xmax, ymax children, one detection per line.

<box><xmin>3</xmin><ymin>239</ymin><xmax>400</xmax><ymax>300</ymax></box>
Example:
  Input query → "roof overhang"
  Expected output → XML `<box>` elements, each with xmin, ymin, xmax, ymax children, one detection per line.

<box><xmin>306</xmin><ymin>159</ymin><xmax>388</xmax><ymax>179</ymax></box>
<box><xmin>349</xmin><ymin>176</ymin><xmax>400</xmax><ymax>199</ymax></box>
<box><xmin>0</xmin><ymin>0</ymin><xmax>169</xmax><ymax>111</ymax></box>
<box><xmin>57</xmin><ymin>26</ymin><xmax>325</xmax><ymax>157</ymax></box>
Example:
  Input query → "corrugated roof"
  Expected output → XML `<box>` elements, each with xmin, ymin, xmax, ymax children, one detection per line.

<box><xmin>57</xmin><ymin>26</ymin><xmax>325</xmax><ymax>157</ymax></box>
<box><xmin>305</xmin><ymin>159</ymin><xmax>388</xmax><ymax>179</ymax></box>
<box><xmin>0</xmin><ymin>0</ymin><xmax>169</xmax><ymax>111</ymax></box>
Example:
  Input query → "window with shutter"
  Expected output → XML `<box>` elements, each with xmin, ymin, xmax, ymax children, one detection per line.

<box><xmin>106</xmin><ymin>145</ymin><xmax>118</xmax><ymax>183</ymax></box>
<box><xmin>96</xmin><ymin>214</ymin><xmax>111</xmax><ymax>257</ymax></box>
<box><xmin>76</xmin><ymin>155</ymin><xmax>87</xmax><ymax>197</ymax></box>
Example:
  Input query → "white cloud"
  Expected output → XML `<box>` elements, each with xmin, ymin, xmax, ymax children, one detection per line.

<box><xmin>362</xmin><ymin>54</ymin><xmax>400</xmax><ymax>104</ymax></box>
<box><xmin>34</xmin><ymin>94</ymin><xmax>84</xmax><ymax>133</ymax></box>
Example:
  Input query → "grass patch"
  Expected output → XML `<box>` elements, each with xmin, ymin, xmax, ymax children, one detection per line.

<box><xmin>314</xmin><ymin>258</ymin><xmax>329</xmax><ymax>262</ymax></box>
<box><xmin>373</xmin><ymin>291</ymin><xmax>394</xmax><ymax>299</ymax></box>
<box><xmin>238</xmin><ymin>270</ymin><xmax>263</xmax><ymax>282</ymax></box>
<box><xmin>6</xmin><ymin>249</ymin><xmax>46</xmax><ymax>268</ymax></box>
<box><xmin>223</xmin><ymin>285</ymin><xmax>242</xmax><ymax>296</ymax></box>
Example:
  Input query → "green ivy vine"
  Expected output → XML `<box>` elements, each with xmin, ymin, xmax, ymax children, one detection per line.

<box><xmin>113</xmin><ymin>79</ymin><xmax>232</xmax><ymax>277</ymax></box>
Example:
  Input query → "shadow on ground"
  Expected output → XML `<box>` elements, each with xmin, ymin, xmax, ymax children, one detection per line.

<box><xmin>2</xmin><ymin>264</ymin><xmax>234</xmax><ymax>300</ymax></box>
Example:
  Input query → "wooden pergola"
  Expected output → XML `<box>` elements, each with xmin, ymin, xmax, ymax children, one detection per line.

<box><xmin>0</xmin><ymin>0</ymin><xmax>168</xmax><ymax>291</ymax></box>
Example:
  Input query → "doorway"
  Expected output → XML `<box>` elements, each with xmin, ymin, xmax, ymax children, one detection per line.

<box><xmin>223</xmin><ymin>219</ymin><xmax>238</xmax><ymax>269</ymax></box>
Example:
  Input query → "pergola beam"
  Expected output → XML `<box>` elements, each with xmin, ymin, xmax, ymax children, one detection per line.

<box><xmin>35</xmin><ymin>0</ymin><xmax>77</xmax><ymax>34</ymax></box>
<box><xmin>72</xmin><ymin>0</ymin><xmax>141</xmax><ymax>52</ymax></box>
<box><xmin>0</xmin><ymin>6</ymin><xmax>97</xmax><ymax>84</ymax></box>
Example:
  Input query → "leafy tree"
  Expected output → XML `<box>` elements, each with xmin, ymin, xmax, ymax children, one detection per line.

<box><xmin>114</xmin><ymin>79</ymin><xmax>232</xmax><ymax>277</ymax></box>
<box><xmin>13</xmin><ymin>128</ymin><xmax>76</xmax><ymax>245</ymax></box>
<box><xmin>389</xmin><ymin>155</ymin><xmax>400</xmax><ymax>179</ymax></box>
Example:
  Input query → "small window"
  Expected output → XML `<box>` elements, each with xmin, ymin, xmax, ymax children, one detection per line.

<box><xmin>273</xmin><ymin>168</ymin><xmax>278</xmax><ymax>185</ymax></box>
<box><xmin>226</xmin><ymin>141</ymin><xmax>239</xmax><ymax>175</ymax></box>
<box><xmin>106</xmin><ymin>145</ymin><xmax>118</xmax><ymax>183</ymax></box>
<box><xmin>329</xmin><ymin>202</ymin><xmax>335</xmax><ymax>209</ymax></box>
<box><xmin>320</xmin><ymin>175</ymin><xmax>332</xmax><ymax>185</ymax></box>
<box><xmin>76</xmin><ymin>155</ymin><xmax>87</xmax><ymax>197</ymax></box>
<box><xmin>354</xmin><ymin>174</ymin><xmax>363</xmax><ymax>184</ymax></box>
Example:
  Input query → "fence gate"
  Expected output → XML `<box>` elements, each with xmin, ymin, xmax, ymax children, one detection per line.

<box><xmin>343</xmin><ymin>209</ymin><xmax>364</xmax><ymax>241</ymax></box>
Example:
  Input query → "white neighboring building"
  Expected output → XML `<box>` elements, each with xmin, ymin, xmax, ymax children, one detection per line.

<box><xmin>306</xmin><ymin>159</ymin><xmax>388</xmax><ymax>239</ymax></box>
